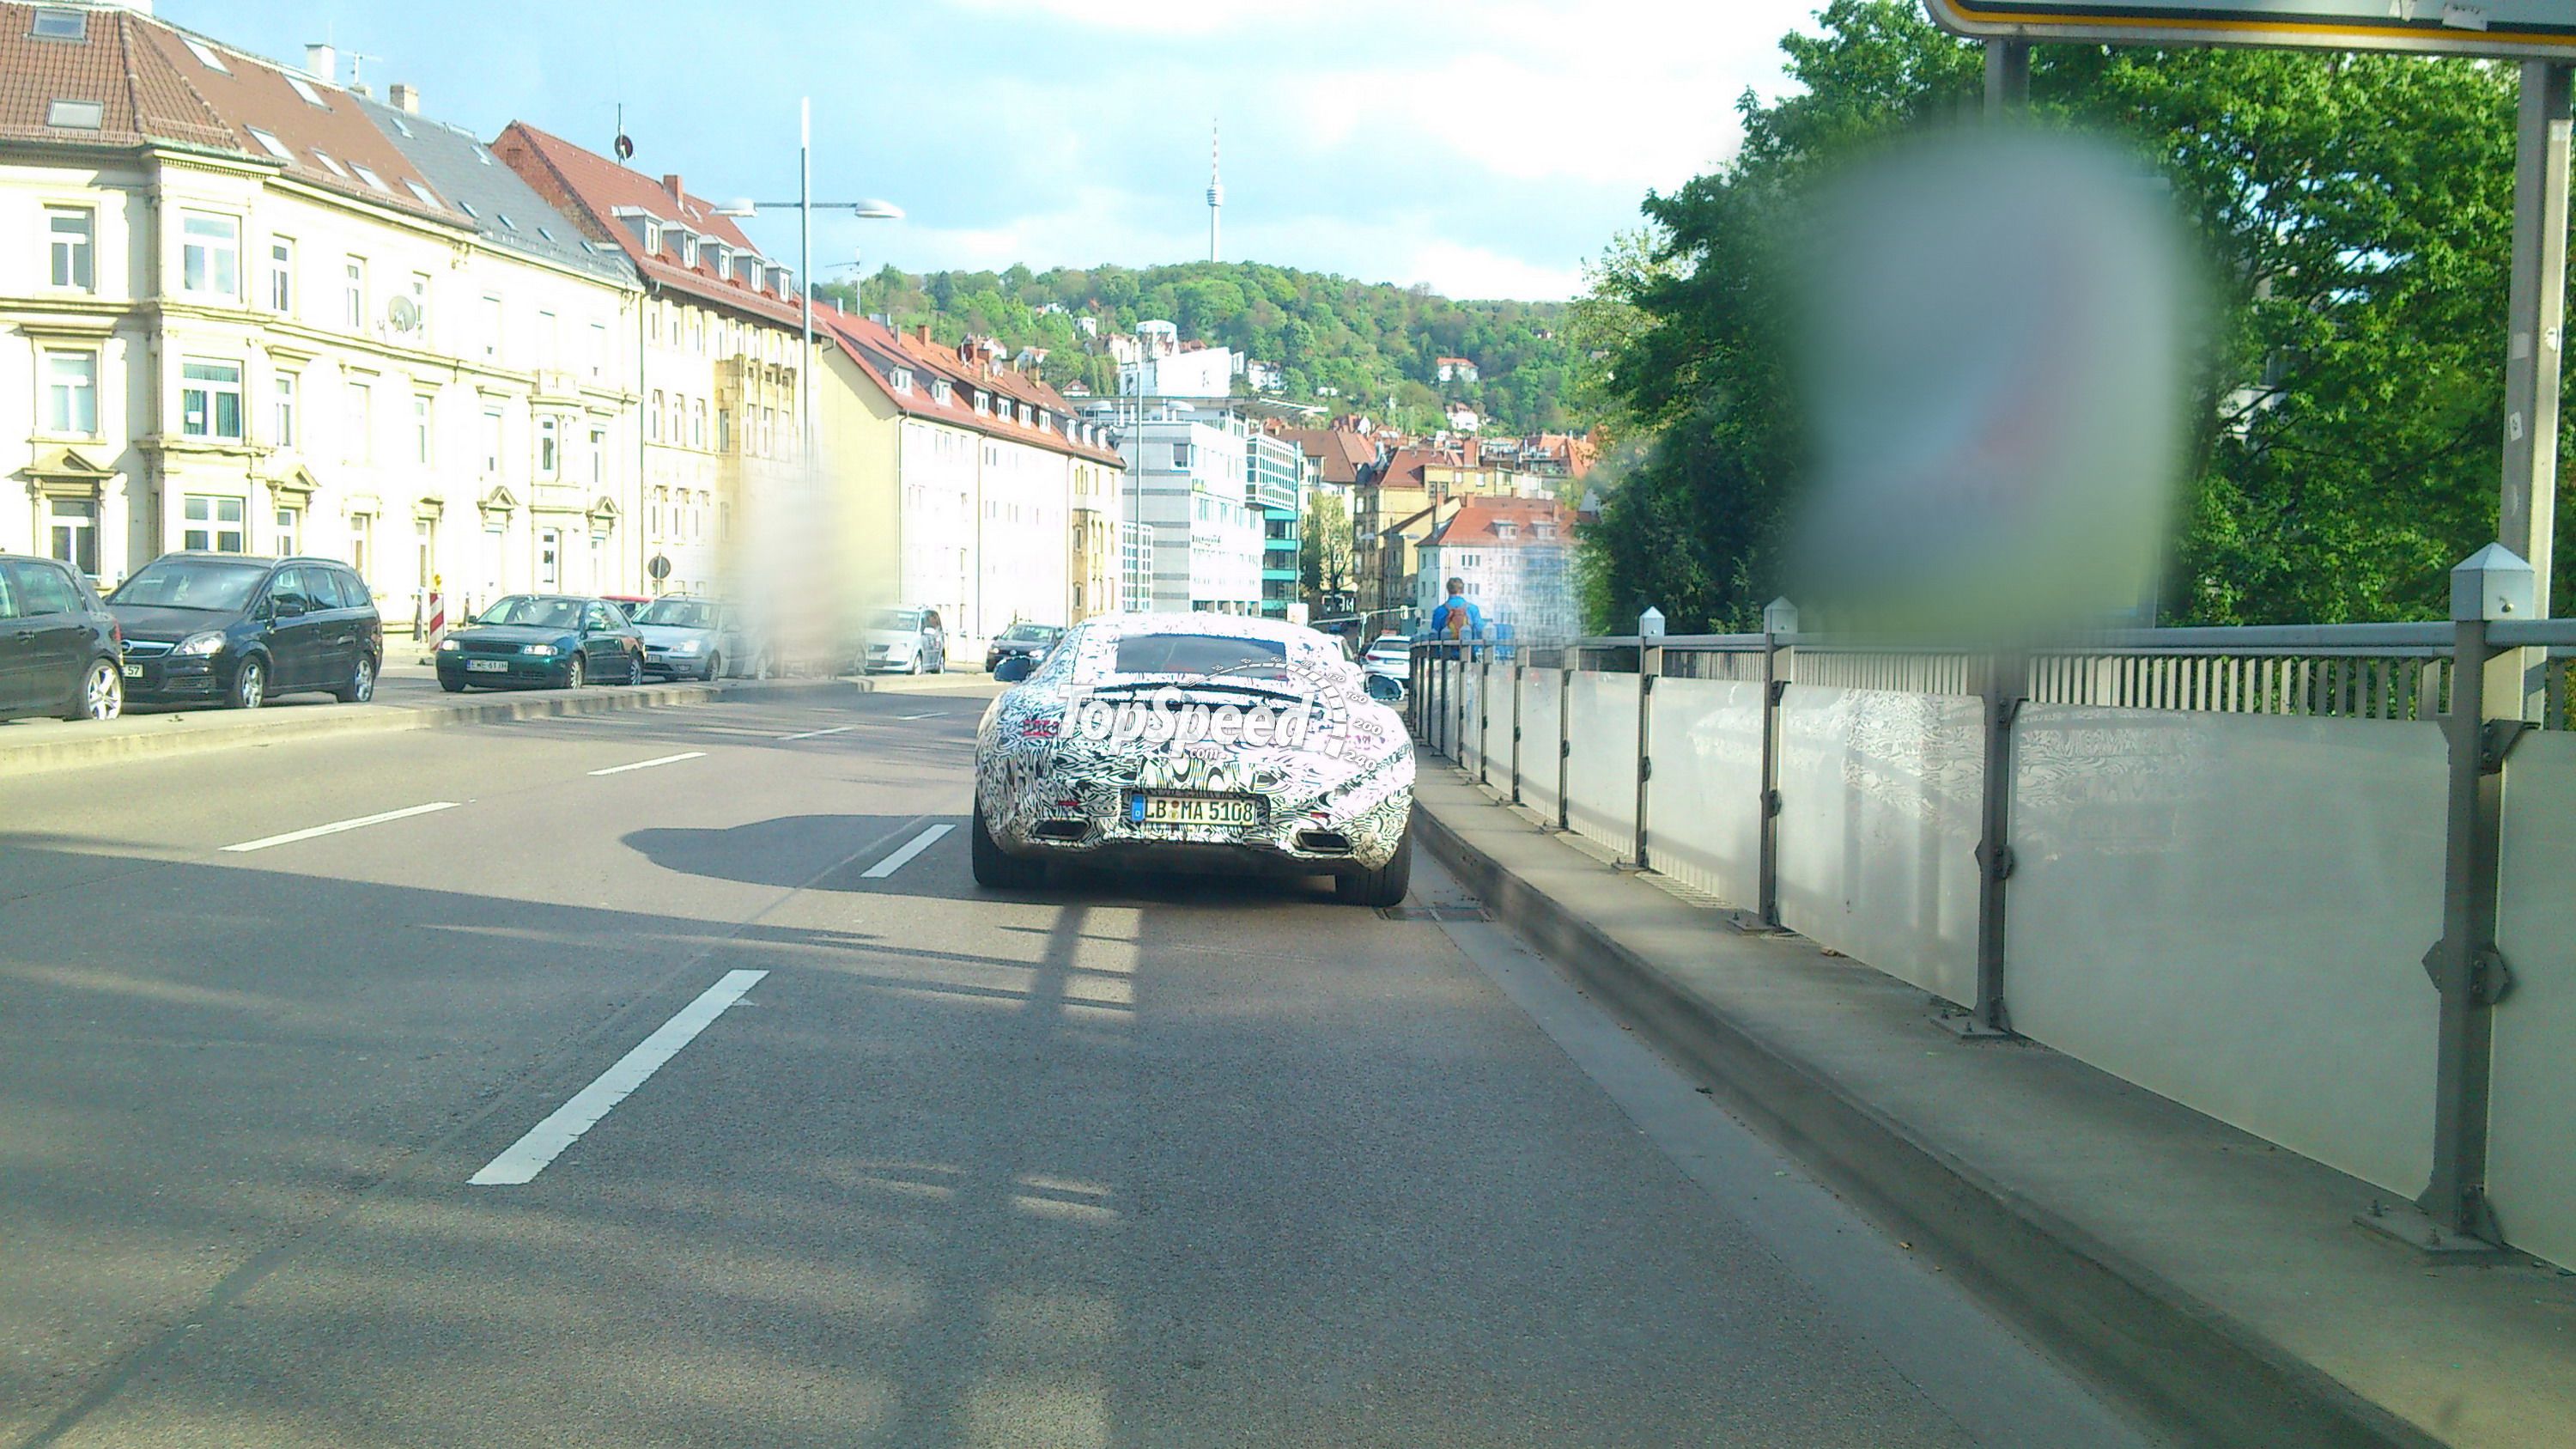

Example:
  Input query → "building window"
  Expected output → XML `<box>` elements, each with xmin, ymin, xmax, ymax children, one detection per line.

<box><xmin>538</xmin><ymin>527</ymin><xmax>561</xmax><ymax>589</ymax></box>
<box><xmin>890</xmin><ymin>367</ymin><xmax>913</xmax><ymax>394</ymax></box>
<box><xmin>182</xmin><ymin>494</ymin><xmax>246</xmax><ymax>552</ymax></box>
<box><xmin>267</xmin><ymin>237</ymin><xmax>295</xmax><ymax>312</ymax></box>
<box><xmin>350</xmin><ymin>513</ymin><xmax>373</xmax><ymax>580</ymax></box>
<box><xmin>275</xmin><ymin>505</ymin><xmax>301</xmax><ymax>557</ymax></box>
<box><xmin>406</xmin><ymin>271</ymin><xmax>430</xmax><ymax>334</ymax></box>
<box><xmin>416</xmin><ymin>519</ymin><xmax>436</xmax><ymax>592</ymax></box>
<box><xmin>647</xmin><ymin>390</ymin><xmax>663</xmax><ymax>441</ymax></box>
<box><xmin>647</xmin><ymin>301</ymin><xmax>661</xmax><ymax>343</ymax></box>
<box><xmin>482</xmin><ymin>408</ymin><xmax>503</xmax><ymax>475</ymax></box>
<box><xmin>589</xmin><ymin>426</ymin><xmax>606</xmax><ymax>484</ymax></box>
<box><xmin>46</xmin><ymin>99</ymin><xmax>102</xmax><ymax>130</ymax></box>
<box><xmin>180</xmin><ymin>212</ymin><xmax>238</xmax><ymax>297</ymax></box>
<box><xmin>1170</xmin><ymin>441</ymin><xmax>1193</xmax><ymax>469</ymax></box>
<box><xmin>414</xmin><ymin>395</ymin><xmax>434</xmax><ymax>464</ymax></box>
<box><xmin>537</xmin><ymin>416</ymin><xmax>559</xmax><ymax>478</ymax></box>
<box><xmin>50</xmin><ymin>498</ymin><xmax>98</xmax><ymax>576</ymax></box>
<box><xmin>344</xmin><ymin>381</ymin><xmax>371</xmax><ymax>461</ymax></box>
<box><xmin>669</xmin><ymin>394</ymin><xmax>683</xmax><ymax>441</ymax></box>
<box><xmin>715</xmin><ymin>407</ymin><xmax>732</xmax><ymax>453</ymax></box>
<box><xmin>536</xmin><ymin>309</ymin><xmax>558</xmax><ymax>366</ymax></box>
<box><xmin>588</xmin><ymin>321</ymin><xmax>607</xmax><ymax>380</ymax></box>
<box><xmin>46</xmin><ymin>207</ymin><xmax>93</xmax><ymax>290</ymax></box>
<box><xmin>343</xmin><ymin>255</ymin><xmax>367</xmax><ymax>330</ymax></box>
<box><xmin>44</xmin><ymin>350</ymin><xmax>96</xmax><ymax>435</ymax></box>
<box><xmin>481</xmin><ymin>295</ymin><xmax>502</xmax><ymax>360</ymax></box>
<box><xmin>33</xmin><ymin>9</ymin><xmax>87</xmax><ymax>40</ymax></box>
<box><xmin>273</xmin><ymin>371</ymin><xmax>298</xmax><ymax>447</ymax></box>
<box><xmin>690</xmin><ymin>399</ymin><xmax>705</xmax><ymax>448</ymax></box>
<box><xmin>180</xmin><ymin>359</ymin><xmax>243</xmax><ymax>439</ymax></box>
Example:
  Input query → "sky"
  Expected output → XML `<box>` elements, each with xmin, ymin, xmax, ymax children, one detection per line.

<box><xmin>158</xmin><ymin>0</ymin><xmax>1826</xmax><ymax>302</ymax></box>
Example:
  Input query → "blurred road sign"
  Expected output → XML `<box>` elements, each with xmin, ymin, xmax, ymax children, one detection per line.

<box><xmin>1926</xmin><ymin>2</ymin><xmax>2576</xmax><ymax>59</ymax></box>
<box><xmin>647</xmin><ymin>554</ymin><xmax>671</xmax><ymax>581</ymax></box>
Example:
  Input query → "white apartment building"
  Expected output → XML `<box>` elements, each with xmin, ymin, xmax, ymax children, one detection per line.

<box><xmin>2</xmin><ymin>10</ymin><xmax>640</xmax><ymax>623</ymax></box>
<box><xmin>1081</xmin><ymin>398</ymin><xmax>1260</xmax><ymax>614</ymax></box>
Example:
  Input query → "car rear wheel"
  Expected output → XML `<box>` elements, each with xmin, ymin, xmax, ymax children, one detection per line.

<box><xmin>440</xmin><ymin>677</ymin><xmax>468</xmax><ymax>694</ymax></box>
<box><xmin>336</xmin><ymin>654</ymin><xmax>377</xmax><ymax>703</ymax></box>
<box><xmin>68</xmin><ymin>659</ymin><xmax>122</xmax><ymax>721</ymax></box>
<box><xmin>1335</xmin><ymin>820</ymin><xmax>1413</xmax><ymax>908</ymax></box>
<box><xmin>228</xmin><ymin>657</ymin><xmax>267</xmax><ymax>710</ymax></box>
<box><xmin>909</xmin><ymin>652</ymin><xmax>924</xmax><ymax>676</ymax></box>
<box><xmin>626</xmin><ymin>653</ymin><xmax>644</xmax><ymax>686</ymax></box>
<box><xmin>564</xmin><ymin>654</ymin><xmax>586</xmax><ymax>691</ymax></box>
<box><xmin>705</xmin><ymin>653</ymin><xmax>724</xmax><ymax>682</ymax></box>
<box><xmin>970</xmin><ymin>803</ymin><xmax>1045</xmax><ymax>890</ymax></box>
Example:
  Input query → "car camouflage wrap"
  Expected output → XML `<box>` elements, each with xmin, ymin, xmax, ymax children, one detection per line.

<box><xmin>975</xmin><ymin>612</ymin><xmax>1414</xmax><ymax>873</ymax></box>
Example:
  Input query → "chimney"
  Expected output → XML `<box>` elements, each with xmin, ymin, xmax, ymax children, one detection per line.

<box><xmin>914</xmin><ymin>324</ymin><xmax>933</xmax><ymax>345</ymax></box>
<box><xmin>661</xmin><ymin>174</ymin><xmax>686</xmax><ymax>202</ymax></box>
<box><xmin>388</xmin><ymin>82</ymin><xmax>422</xmax><ymax>115</ymax></box>
<box><xmin>303</xmin><ymin>44</ymin><xmax>336</xmax><ymax>82</ymax></box>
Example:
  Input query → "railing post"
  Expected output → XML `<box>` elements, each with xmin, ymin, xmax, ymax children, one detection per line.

<box><xmin>1947</xmin><ymin>649</ymin><xmax>2027</xmax><ymax>1039</ymax></box>
<box><xmin>2369</xmin><ymin>545</ymin><xmax>2536</xmax><ymax>1255</ymax></box>
<box><xmin>1557</xmin><ymin>661</ymin><xmax>1572</xmax><ymax>831</ymax></box>
<box><xmin>1477</xmin><ymin>636</ymin><xmax>1492</xmax><ymax>784</ymax></box>
<box><xmin>1510</xmin><ymin>658</ymin><xmax>1524</xmax><ymax>806</ymax></box>
<box><xmin>1633</xmin><ymin>608</ymin><xmax>1664</xmax><ymax>868</ymax></box>
<box><xmin>1758</xmin><ymin>598</ymin><xmax>1796</xmax><ymax>928</ymax></box>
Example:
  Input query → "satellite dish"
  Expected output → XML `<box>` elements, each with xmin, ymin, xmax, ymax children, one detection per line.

<box><xmin>386</xmin><ymin>294</ymin><xmax>422</xmax><ymax>332</ymax></box>
<box><xmin>613</xmin><ymin>132</ymin><xmax>635</xmax><ymax>162</ymax></box>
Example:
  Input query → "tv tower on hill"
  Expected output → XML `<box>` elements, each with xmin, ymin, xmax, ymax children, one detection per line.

<box><xmin>1206</xmin><ymin>120</ymin><xmax>1224</xmax><ymax>264</ymax></box>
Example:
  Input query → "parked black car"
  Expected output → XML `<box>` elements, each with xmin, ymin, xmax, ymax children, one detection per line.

<box><xmin>434</xmin><ymin>594</ymin><xmax>645</xmax><ymax>691</ymax></box>
<box><xmin>0</xmin><ymin>553</ymin><xmax>124</xmax><ymax>722</ymax></box>
<box><xmin>109</xmin><ymin>553</ymin><xmax>382</xmax><ymax>710</ymax></box>
<box><xmin>984</xmin><ymin>622</ymin><xmax>1063</xmax><ymax>675</ymax></box>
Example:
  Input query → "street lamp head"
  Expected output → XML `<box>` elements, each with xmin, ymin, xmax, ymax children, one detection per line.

<box><xmin>714</xmin><ymin>198</ymin><xmax>758</xmax><ymax>217</ymax></box>
<box><xmin>849</xmin><ymin>199</ymin><xmax>904</xmax><ymax>220</ymax></box>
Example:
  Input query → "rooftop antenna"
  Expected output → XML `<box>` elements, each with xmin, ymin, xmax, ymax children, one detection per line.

<box><xmin>345</xmin><ymin>51</ymin><xmax>383</xmax><ymax>95</ymax></box>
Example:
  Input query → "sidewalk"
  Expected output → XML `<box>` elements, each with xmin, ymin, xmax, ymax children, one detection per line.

<box><xmin>0</xmin><ymin>667</ymin><xmax>868</xmax><ymax>779</ymax></box>
<box><xmin>1410</xmin><ymin>767</ymin><xmax>2576</xmax><ymax>1449</ymax></box>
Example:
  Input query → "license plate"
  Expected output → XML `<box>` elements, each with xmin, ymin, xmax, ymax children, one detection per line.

<box><xmin>467</xmin><ymin>659</ymin><xmax>508</xmax><ymax>673</ymax></box>
<box><xmin>122</xmin><ymin>663</ymin><xmax>142</xmax><ymax>678</ymax></box>
<box><xmin>1132</xmin><ymin>793</ymin><xmax>1262</xmax><ymax>827</ymax></box>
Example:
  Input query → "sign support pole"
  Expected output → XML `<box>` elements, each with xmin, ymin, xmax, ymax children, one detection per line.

<box><xmin>1984</xmin><ymin>40</ymin><xmax>2030</xmax><ymax>119</ymax></box>
<box><xmin>2503</xmin><ymin>61</ymin><xmax>2571</xmax><ymax>708</ymax></box>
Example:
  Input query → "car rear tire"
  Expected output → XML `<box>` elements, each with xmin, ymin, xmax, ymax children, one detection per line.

<box><xmin>564</xmin><ymin>654</ymin><xmax>586</xmax><ymax>691</ymax></box>
<box><xmin>336</xmin><ymin>654</ymin><xmax>377</xmax><ymax>704</ymax></box>
<box><xmin>228</xmin><ymin>657</ymin><xmax>267</xmax><ymax>711</ymax></box>
<box><xmin>626</xmin><ymin>653</ymin><xmax>644</xmax><ymax>686</ymax></box>
<box><xmin>67</xmin><ymin>658</ymin><xmax>122</xmax><ymax>721</ymax></box>
<box><xmin>970</xmin><ymin>803</ymin><xmax>1045</xmax><ymax>890</ymax></box>
<box><xmin>440</xmin><ymin>678</ymin><xmax>468</xmax><ymax>694</ymax></box>
<box><xmin>704</xmin><ymin>653</ymin><xmax>724</xmax><ymax>682</ymax></box>
<box><xmin>1335</xmin><ymin>821</ymin><xmax>1413</xmax><ymax>908</ymax></box>
<box><xmin>909</xmin><ymin>653</ymin><xmax>924</xmax><ymax>676</ymax></box>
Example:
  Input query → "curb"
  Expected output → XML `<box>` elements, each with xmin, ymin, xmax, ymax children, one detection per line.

<box><xmin>0</xmin><ymin>678</ymin><xmax>870</xmax><ymax>780</ymax></box>
<box><xmin>1412</xmin><ymin>782</ymin><xmax>2446</xmax><ymax>1449</ymax></box>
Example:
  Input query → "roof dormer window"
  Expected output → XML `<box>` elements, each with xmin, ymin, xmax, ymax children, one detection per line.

<box><xmin>932</xmin><ymin>379</ymin><xmax>953</xmax><ymax>405</ymax></box>
<box><xmin>973</xmin><ymin>391</ymin><xmax>990</xmax><ymax>415</ymax></box>
<box><xmin>890</xmin><ymin>367</ymin><xmax>914</xmax><ymax>394</ymax></box>
<box><xmin>678</xmin><ymin>234</ymin><xmax>699</xmax><ymax>268</ymax></box>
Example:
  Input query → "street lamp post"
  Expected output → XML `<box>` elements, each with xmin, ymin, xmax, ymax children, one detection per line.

<box><xmin>714</xmin><ymin>97</ymin><xmax>902</xmax><ymax>468</ymax></box>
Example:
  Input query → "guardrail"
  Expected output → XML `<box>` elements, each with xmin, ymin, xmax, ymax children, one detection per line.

<box><xmin>1408</xmin><ymin>552</ymin><xmax>2576</xmax><ymax>1273</ymax></box>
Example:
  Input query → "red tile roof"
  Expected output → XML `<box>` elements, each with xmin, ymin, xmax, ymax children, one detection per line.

<box><xmin>1424</xmin><ymin>496</ymin><xmax>1574</xmax><ymax>549</ymax></box>
<box><xmin>0</xmin><ymin>3</ymin><xmax>452</xmax><ymax>226</ymax></box>
<box><xmin>819</xmin><ymin>312</ymin><xmax>1125</xmax><ymax>469</ymax></box>
<box><xmin>493</xmin><ymin>120</ymin><xmax>802</xmax><ymax>326</ymax></box>
<box><xmin>1282</xmin><ymin>426</ymin><xmax>1378</xmax><ymax>486</ymax></box>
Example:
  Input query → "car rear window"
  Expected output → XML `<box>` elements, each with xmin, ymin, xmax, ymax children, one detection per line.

<box><xmin>1113</xmin><ymin>633</ymin><xmax>1290</xmax><ymax>677</ymax></box>
<box><xmin>111</xmin><ymin>558</ymin><xmax>267</xmax><ymax>612</ymax></box>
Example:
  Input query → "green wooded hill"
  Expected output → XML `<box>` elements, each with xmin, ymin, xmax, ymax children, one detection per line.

<box><xmin>814</xmin><ymin>261</ymin><xmax>1583</xmax><ymax>435</ymax></box>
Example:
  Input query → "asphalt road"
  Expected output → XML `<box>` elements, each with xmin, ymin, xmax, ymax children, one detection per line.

<box><xmin>0</xmin><ymin>691</ymin><xmax>2161</xmax><ymax>1448</ymax></box>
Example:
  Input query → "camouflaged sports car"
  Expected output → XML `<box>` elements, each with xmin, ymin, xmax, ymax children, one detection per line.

<box><xmin>971</xmin><ymin>613</ymin><xmax>1416</xmax><ymax>906</ymax></box>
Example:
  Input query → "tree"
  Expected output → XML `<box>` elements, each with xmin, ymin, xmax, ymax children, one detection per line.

<box><xmin>1580</xmin><ymin>0</ymin><xmax>2550</xmax><ymax>630</ymax></box>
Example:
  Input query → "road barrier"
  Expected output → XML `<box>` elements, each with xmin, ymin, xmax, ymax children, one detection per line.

<box><xmin>1411</xmin><ymin>549</ymin><xmax>2576</xmax><ymax>1272</ymax></box>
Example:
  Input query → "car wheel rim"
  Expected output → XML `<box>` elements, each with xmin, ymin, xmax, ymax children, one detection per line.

<box><xmin>88</xmin><ymin>663</ymin><xmax>122</xmax><ymax>720</ymax></box>
<box><xmin>354</xmin><ymin>659</ymin><xmax>375</xmax><ymax>702</ymax></box>
<box><xmin>629</xmin><ymin>655</ymin><xmax>643</xmax><ymax>685</ymax></box>
<box><xmin>568</xmin><ymin>658</ymin><xmax>584</xmax><ymax>689</ymax></box>
<box><xmin>240</xmin><ymin>663</ymin><xmax>264</xmax><ymax>708</ymax></box>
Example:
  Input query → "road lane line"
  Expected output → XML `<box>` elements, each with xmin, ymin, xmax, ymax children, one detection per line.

<box><xmin>777</xmin><ymin>724</ymin><xmax>858</xmax><ymax>740</ymax></box>
<box><xmin>221</xmin><ymin>801</ymin><xmax>461</xmax><ymax>854</ymax></box>
<box><xmin>587</xmin><ymin>751</ymin><xmax>706</xmax><ymax>776</ymax></box>
<box><xmin>894</xmin><ymin>712</ymin><xmax>951</xmax><ymax>721</ymax></box>
<box><xmin>470</xmin><ymin>969</ymin><xmax>767</xmax><ymax>1186</ymax></box>
<box><xmin>861</xmin><ymin>822</ymin><xmax>954</xmax><ymax>878</ymax></box>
